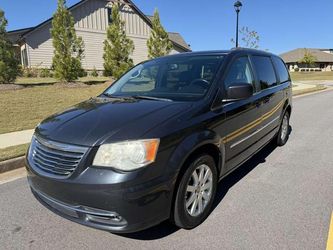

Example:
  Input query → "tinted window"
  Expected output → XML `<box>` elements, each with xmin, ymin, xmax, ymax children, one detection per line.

<box><xmin>225</xmin><ymin>57</ymin><xmax>255</xmax><ymax>88</ymax></box>
<box><xmin>252</xmin><ymin>56</ymin><xmax>277</xmax><ymax>90</ymax></box>
<box><xmin>272</xmin><ymin>57</ymin><xmax>290</xmax><ymax>83</ymax></box>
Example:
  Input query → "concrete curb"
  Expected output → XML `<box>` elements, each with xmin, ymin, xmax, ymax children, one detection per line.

<box><xmin>293</xmin><ymin>86</ymin><xmax>333</xmax><ymax>98</ymax></box>
<box><xmin>292</xmin><ymin>85</ymin><xmax>327</xmax><ymax>96</ymax></box>
<box><xmin>0</xmin><ymin>156</ymin><xmax>25</xmax><ymax>174</ymax></box>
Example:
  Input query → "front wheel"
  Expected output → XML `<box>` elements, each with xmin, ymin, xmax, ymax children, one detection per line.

<box><xmin>276</xmin><ymin>111</ymin><xmax>290</xmax><ymax>146</ymax></box>
<box><xmin>171</xmin><ymin>154</ymin><xmax>218</xmax><ymax>229</ymax></box>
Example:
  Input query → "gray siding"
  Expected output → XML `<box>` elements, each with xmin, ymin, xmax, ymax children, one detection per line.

<box><xmin>73</xmin><ymin>0</ymin><xmax>108</xmax><ymax>31</ymax></box>
<box><xmin>77</xmin><ymin>30</ymin><xmax>106</xmax><ymax>70</ymax></box>
<box><xmin>25</xmin><ymin>23</ymin><xmax>54</xmax><ymax>68</ymax></box>
<box><xmin>130</xmin><ymin>35</ymin><xmax>149</xmax><ymax>64</ymax></box>
<box><xmin>120</xmin><ymin>4</ymin><xmax>151</xmax><ymax>37</ymax></box>
<box><xmin>24</xmin><ymin>0</ymin><xmax>184</xmax><ymax>70</ymax></box>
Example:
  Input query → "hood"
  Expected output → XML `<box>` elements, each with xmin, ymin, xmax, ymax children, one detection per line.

<box><xmin>36</xmin><ymin>97</ymin><xmax>191</xmax><ymax>147</ymax></box>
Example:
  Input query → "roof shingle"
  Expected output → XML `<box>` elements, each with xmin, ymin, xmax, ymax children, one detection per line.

<box><xmin>280</xmin><ymin>48</ymin><xmax>333</xmax><ymax>63</ymax></box>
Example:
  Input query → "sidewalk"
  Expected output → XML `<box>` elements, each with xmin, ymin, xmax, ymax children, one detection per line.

<box><xmin>293</xmin><ymin>81</ymin><xmax>317</xmax><ymax>91</ymax></box>
<box><xmin>0</xmin><ymin>129</ymin><xmax>34</xmax><ymax>149</ymax></box>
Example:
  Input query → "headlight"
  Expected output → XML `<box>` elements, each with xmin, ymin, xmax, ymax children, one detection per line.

<box><xmin>93</xmin><ymin>139</ymin><xmax>160</xmax><ymax>171</ymax></box>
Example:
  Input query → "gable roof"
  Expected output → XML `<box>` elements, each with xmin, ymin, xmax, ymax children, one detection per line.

<box><xmin>167</xmin><ymin>32</ymin><xmax>191</xmax><ymax>51</ymax></box>
<box><xmin>7</xmin><ymin>27</ymin><xmax>34</xmax><ymax>44</ymax></box>
<box><xmin>8</xmin><ymin>0</ymin><xmax>191</xmax><ymax>52</ymax></box>
<box><xmin>280</xmin><ymin>48</ymin><xmax>333</xmax><ymax>63</ymax></box>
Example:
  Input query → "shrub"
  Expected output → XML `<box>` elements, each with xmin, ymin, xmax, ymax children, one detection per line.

<box><xmin>39</xmin><ymin>68</ymin><xmax>53</xmax><ymax>78</ymax></box>
<box><xmin>147</xmin><ymin>9</ymin><xmax>173</xmax><ymax>59</ymax></box>
<box><xmin>0</xmin><ymin>10</ymin><xmax>20</xmax><ymax>84</ymax></box>
<box><xmin>91</xmin><ymin>67</ymin><xmax>98</xmax><ymax>77</ymax></box>
<box><xmin>22</xmin><ymin>68</ymin><xmax>38</xmax><ymax>78</ymax></box>
<box><xmin>51</xmin><ymin>0</ymin><xmax>85</xmax><ymax>82</ymax></box>
<box><xmin>77</xmin><ymin>68</ymin><xmax>87</xmax><ymax>78</ymax></box>
<box><xmin>103</xmin><ymin>3</ymin><xmax>134</xmax><ymax>79</ymax></box>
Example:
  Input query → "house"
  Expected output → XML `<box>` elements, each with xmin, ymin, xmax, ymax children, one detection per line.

<box><xmin>280</xmin><ymin>48</ymin><xmax>333</xmax><ymax>72</ymax></box>
<box><xmin>7</xmin><ymin>0</ymin><xmax>191</xmax><ymax>71</ymax></box>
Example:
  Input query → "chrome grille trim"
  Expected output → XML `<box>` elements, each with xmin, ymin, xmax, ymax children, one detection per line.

<box><xmin>29</xmin><ymin>135</ymin><xmax>88</xmax><ymax>179</ymax></box>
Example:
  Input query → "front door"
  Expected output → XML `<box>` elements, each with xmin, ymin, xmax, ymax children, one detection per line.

<box><xmin>220</xmin><ymin>56</ymin><xmax>264</xmax><ymax>172</ymax></box>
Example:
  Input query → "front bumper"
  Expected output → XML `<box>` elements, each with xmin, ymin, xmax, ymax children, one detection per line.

<box><xmin>26</xmin><ymin>160</ymin><xmax>174</xmax><ymax>233</ymax></box>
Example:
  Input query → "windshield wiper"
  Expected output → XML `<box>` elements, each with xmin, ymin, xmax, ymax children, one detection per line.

<box><xmin>102</xmin><ymin>93</ymin><xmax>135</xmax><ymax>100</ymax></box>
<box><xmin>132</xmin><ymin>95</ymin><xmax>173</xmax><ymax>102</ymax></box>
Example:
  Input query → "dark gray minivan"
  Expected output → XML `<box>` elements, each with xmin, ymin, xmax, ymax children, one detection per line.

<box><xmin>26</xmin><ymin>49</ymin><xmax>292</xmax><ymax>233</ymax></box>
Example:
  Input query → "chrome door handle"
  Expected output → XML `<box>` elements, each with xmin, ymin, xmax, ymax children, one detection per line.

<box><xmin>263</xmin><ymin>97</ymin><xmax>270</xmax><ymax>103</ymax></box>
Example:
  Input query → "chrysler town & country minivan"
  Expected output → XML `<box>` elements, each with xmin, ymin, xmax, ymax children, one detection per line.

<box><xmin>26</xmin><ymin>49</ymin><xmax>292</xmax><ymax>233</ymax></box>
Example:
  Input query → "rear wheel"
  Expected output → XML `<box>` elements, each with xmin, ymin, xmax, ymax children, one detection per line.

<box><xmin>171</xmin><ymin>154</ymin><xmax>217</xmax><ymax>229</ymax></box>
<box><xmin>276</xmin><ymin>111</ymin><xmax>290</xmax><ymax>146</ymax></box>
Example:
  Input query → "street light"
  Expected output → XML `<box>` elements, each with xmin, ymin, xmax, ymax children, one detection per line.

<box><xmin>234</xmin><ymin>1</ymin><xmax>243</xmax><ymax>48</ymax></box>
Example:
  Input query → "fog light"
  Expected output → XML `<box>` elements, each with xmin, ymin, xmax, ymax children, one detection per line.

<box><xmin>86</xmin><ymin>213</ymin><xmax>126</xmax><ymax>226</ymax></box>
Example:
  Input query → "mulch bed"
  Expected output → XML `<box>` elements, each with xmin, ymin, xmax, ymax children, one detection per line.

<box><xmin>54</xmin><ymin>82</ymin><xmax>89</xmax><ymax>88</ymax></box>
<box><xmin>0</xmin><ymin>84</ymin><xmax>25</xmax><ymax>91</ymax></box>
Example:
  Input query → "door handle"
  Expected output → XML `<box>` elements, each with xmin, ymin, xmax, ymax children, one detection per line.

<box><xmin>263</xmin><ymin>97</ymin><xmax>270</xmax><ymax>103</ymax></box>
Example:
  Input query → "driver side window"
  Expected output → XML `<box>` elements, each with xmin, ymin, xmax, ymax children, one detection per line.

<box><xmin>224</xmin><ymin>57</ymin><xmax>255</xmax><ymax>89</ymax></box>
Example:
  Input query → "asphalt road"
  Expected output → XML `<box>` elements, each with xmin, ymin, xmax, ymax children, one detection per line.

<box><xmin>1</xmin><ymin>90</ymin><xmax>333</xmax><ymax>250</ymax></box>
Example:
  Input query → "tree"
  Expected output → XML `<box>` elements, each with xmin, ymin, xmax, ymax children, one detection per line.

<box><xmin>51</xmin><ymin>0</ymin><xmax>84</xmax><ymax>82</ymax></box>
<box><xmin>231</xmin><ymin>26</ymin><xmax>260</xmax><ymax>49</ymax></box>
<box><xmin>0</xmin><ymin>9</ymin><xmax>19</xmax><ymax>84</ymax></box>
<box><xmin>298</xmin><ymin>49</ymin><xmax>317</xmax><ymax>68</ymax></box>
<box><xmin>103</xmin><ymin>3</ymin><xmax>134</xmax><ymax>79</ymax></box>
<box><xmin>147</xmin><ymin>9</ymin><xmax>173</xmax><ymax>59</ymax></box>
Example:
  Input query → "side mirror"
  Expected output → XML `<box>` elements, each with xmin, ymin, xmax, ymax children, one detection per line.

<box><xmin>224</xmin><ymin>83</ymin><xmax>254</xmax><ymax>102</ymax></box>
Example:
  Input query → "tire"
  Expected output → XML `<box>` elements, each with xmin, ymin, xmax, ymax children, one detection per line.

<box><xmin>276</xmin><ymin>111</ymin><xmax>290</xmax><ymax>146</ymax></box>
<box><xmin>171</xmin><ymin>154</ymin><xmax>218</xmax><ymax>229</ymax></box>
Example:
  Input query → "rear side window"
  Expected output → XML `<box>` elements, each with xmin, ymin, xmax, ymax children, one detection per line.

<box><xmin>252</xmin><ymin>56</ymin><xmax>277</xmax><ymax>90</ymax></box>
<box><xmin>272</xmin><ymin>57</ymin><xmax>290</xmax><ymax>83</ymax></box>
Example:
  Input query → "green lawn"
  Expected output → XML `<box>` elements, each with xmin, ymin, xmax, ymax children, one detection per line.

<box><xmin>0</xmin><ymin>144</ymin><xmax>30</xmax><ymax>162</ymax></box>
<box><xmin>0</xmin><ymin>82</ymin><xmax>111</xmax><ymax>134</ymax></box>
<box><xmin>290</xmin><ymin>71</ymin><xmax>333</xmax><ymax>81</ymax></box>
<box><xmin>15</xmin><ymin>76</ymin><xmax>110</xmax><ymax>85</ymax></box>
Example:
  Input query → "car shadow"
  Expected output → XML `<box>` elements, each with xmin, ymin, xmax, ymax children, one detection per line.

<box><xmin>115</xmin><ymin>127</ymin><xmax>293</xmax><ymax>241</ymax></box>
<box><xmin>212</xmin><ymin>141</ymin><xmax>277</xmax><ymax>211</ymax></box>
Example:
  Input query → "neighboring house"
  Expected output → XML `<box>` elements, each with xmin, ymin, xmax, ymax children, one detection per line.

<box><xmin>280</xmin><ymin>48</ymin><xmax>333</xmax><ymax>72</ymax></box>
<box><xmin>7</xmin><ymin>0</ymin><xmax>191</xmax><ymax>71</ymax></box>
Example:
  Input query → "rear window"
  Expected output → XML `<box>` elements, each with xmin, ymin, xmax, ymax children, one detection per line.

<box><xmin>252</xmin><ymin>56</ymin><xmax>277</xmax><ymax>90</ymax></box>
<box><xmin>272</xmin><ymin>57</ymin><xmax>290</xmax><ymax>83</ymax></box>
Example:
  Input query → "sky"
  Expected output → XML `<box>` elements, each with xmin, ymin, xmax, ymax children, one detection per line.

<box><xmin>1</xmin><ymin>0</ymin><xmax>333</xmax><ymax>55</ymax></box>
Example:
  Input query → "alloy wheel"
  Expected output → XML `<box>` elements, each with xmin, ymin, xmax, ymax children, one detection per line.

<box><xmin>281</xmin><ymin>114</ymin><xmax>289</xmax><ymax>141</ymax></box>
<box><xmin>184</xmin><ymin>164</ymin><xmax>213</xmax><ymax>217</ymax></box>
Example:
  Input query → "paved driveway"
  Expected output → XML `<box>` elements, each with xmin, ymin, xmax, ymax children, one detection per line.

<box><xmin>0</xmin><ymin>90</ymin><xmax>333</xmax><ymax>250</ymax></box>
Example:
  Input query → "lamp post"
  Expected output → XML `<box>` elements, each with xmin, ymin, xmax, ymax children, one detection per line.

<box><xmin>234</xmin><ymin>1</ymin><xmax>243</xmax><ymax>48</ymax></box>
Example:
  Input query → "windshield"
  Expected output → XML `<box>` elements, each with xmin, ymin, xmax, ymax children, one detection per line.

<box><xmin>103</xmin><ymin>55</ymin><xmax>224</xmax><ymax>102</ymax></box>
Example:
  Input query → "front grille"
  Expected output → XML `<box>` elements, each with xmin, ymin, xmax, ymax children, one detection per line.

<box><xmin>29</xmin><ymin>135</ymin><xmax>88</xmax><ymax>178</ymax></box>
